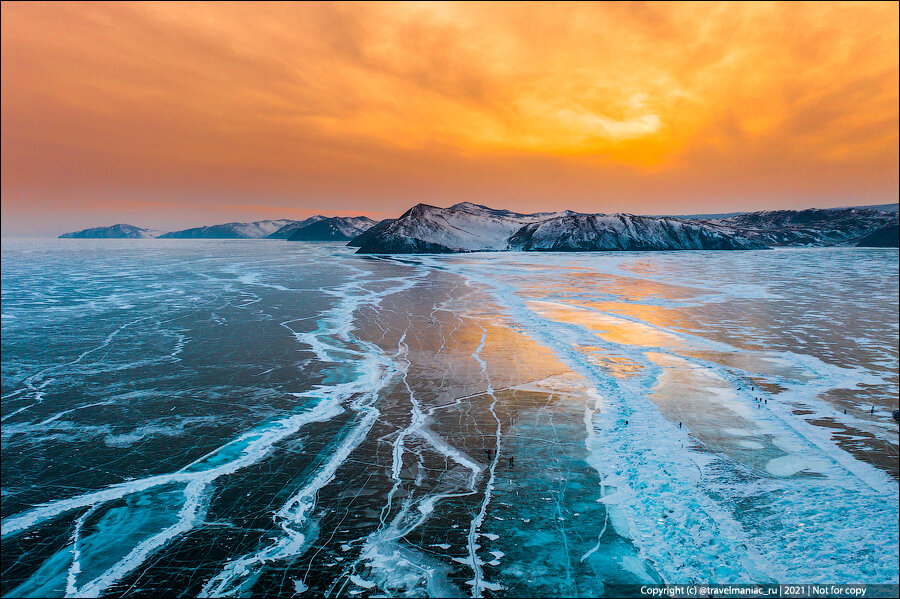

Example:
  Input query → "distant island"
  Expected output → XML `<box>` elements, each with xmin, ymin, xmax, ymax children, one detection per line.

<box><xmin>59</xmin><ymin>223</ymin><xmax>165</xmax><ymax>239</ymax></box>
<box><xmin>60</xmin><ymin>202</ymin><xmax>899</xmax><ymax>252</ymax></box>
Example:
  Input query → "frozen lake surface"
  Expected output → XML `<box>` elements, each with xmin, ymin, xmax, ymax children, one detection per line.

<box><xmin>1</xmin><ymin>240</ymin><xmax>898</xmax><ymax>597</ymax></box>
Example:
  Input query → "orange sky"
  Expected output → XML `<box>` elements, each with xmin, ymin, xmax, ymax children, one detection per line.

<box><xmin>2</xmin><ymin>1</ymin><xmax>898</xmax><ymax>235</ymax></box>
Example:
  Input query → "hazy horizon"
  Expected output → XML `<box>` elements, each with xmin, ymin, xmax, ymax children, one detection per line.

<box><xmin>3</xmin><ymin>199</ymin><xmax>899</xmax><ymax>240</ymax></box>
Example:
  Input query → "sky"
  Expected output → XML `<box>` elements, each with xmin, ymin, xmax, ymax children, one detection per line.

<box><xmin>2</xmin><ymin>1</ymin><xmax>898</xmax><ymax>236</ymax></box>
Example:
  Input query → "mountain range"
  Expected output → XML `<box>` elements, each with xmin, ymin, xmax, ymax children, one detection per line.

<box><xmin>703</xmin><ymin>208</ymin><xmax>897</xmax><ymax>247</ymax></box>
<box><xmin>59</xmin><ymin>202</ymin><xmax>899</xmax><ymax>251</ymax></box>
<box><xmin>352</xmin><ymin>202</ymin><xmax>898</xmax><ymax>253</ymax></box>
<box><xmin>353</xmin><ymin>203</ymin><xmax>765</xmax><ymax>253</ymax></box>
<box><xmin>61</xmin><ymin>216</ymin><xmax>375</xmax><ymax>241</ymax></box>
<box><xmin>157</xmin><ymin>219</ymin><xmax>296</xmax><ymax>239</ymax></box>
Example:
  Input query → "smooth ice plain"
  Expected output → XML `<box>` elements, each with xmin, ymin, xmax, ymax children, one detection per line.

<box><xmin>1</xmin><ymin>240</ymin><xmax>898</xmax><ymax>597</ymax></box>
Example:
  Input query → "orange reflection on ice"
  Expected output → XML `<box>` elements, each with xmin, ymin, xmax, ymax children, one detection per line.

<box><xmin>575</xmin><ymin>300</ymin><xmax>694</xmax><ymax>334</ymax></box>
<box><xmin>582</xmin><ymin>347</ymin><xmax>644</xmax><ymax>379</ymax></box>
<box><xmin>527</xmin><ymin>300</ymin><xmax>687</xmax><ymax>350</ymax></box>
<box><xmin>557</xmin><ymin>270</ymin><xmax>697</xmax><ymax>303</ymax></box>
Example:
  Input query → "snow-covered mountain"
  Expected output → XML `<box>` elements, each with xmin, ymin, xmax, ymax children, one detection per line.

<box><xmin>353</xmin><ymin>202</ymin><xmax>575</xmax><ymax>253</ymax></box>
<box><xmin>266</xmin><ymin>216</ymin><xmax>327</xmax><ymax>239</ymax></box>
<box><xmin>59</xmin><ymin>204</ymin><xmax>897</xmax><ymax>250</ymax></box>
<box><xmin>158</xmin><ymin>219</ymin><xmax>297</xmax><ymax>239</ymax></box>
<box><xmin>353</xmin><ymin>202</ymin><xmax>761</xmax><ymax>254</ymax></box>
<box><xmin>346</xmin><ymin>219</ymin><xmax>396</xmax><ymax>247</ymax></box>
<box><xmin>706</xmin><ymin>208</ymin><xmax>898</xmax><ymax>246</ymax></box>
<box><xmin>509</xmin><ymin>214</ymin><xmax>763</xmax><ymax>251</ymax></box>
<box><xmin>59</xmin><ymin>224</ymin><xmax>163</xmax><ymax>239</ymax></box>
<box><xmin>285</xmin><ymin>216</ymin><xmax>377</xmax><ymax>241</ymax></box>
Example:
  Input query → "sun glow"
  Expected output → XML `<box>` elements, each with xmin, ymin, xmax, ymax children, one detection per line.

<box><xmin>2</xmin><ymin>1</ymin><xmax>897</xmax><ymax>234</ymax></box>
